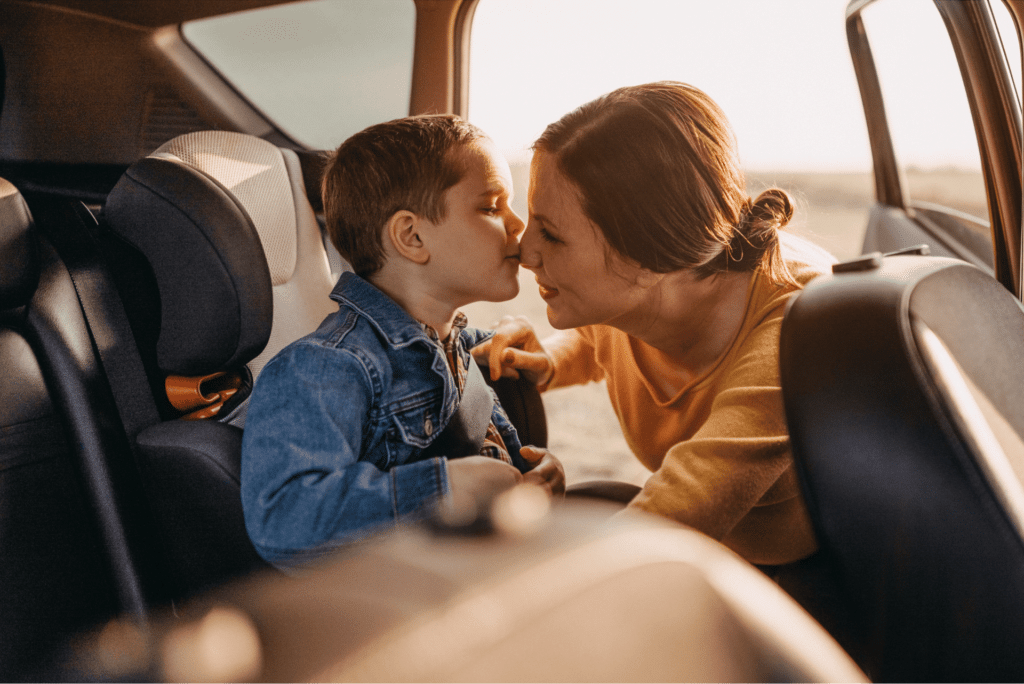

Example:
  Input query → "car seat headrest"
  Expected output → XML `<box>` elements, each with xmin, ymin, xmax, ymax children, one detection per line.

<box><xmin>103</xmin><ymin>153</ymin><xmax>273</xmax><ymax>377</ymax></box>
<box><xmin>0</xmin><ymin>178</ymin><xmax>39</xmax><ymax>310</ymax></box>
<box><xmin>152</xmin><ymin>131</ymin><xmax>299</xmax><ymax>286</ymax></box>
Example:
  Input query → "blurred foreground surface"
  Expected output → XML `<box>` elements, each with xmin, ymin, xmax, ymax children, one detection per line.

<box><xmin>57</xmin><ymin>493</ymin><xmax>866</xmax><ymax>683</ymax></box>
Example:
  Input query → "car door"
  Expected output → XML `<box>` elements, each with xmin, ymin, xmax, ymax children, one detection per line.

<box><xmin>848</xmin><ymin>0</ymin><xmax>1022</xmax><ymax>297</ymax></box>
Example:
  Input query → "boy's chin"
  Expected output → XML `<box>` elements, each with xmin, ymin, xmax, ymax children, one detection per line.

<box><xmin>479</xmin><ymin>277</ymin><xmax>520</xmax><ymax>303</ymax></box>
<box><xmin>490</xmin><ymin>283</ymin><xmax>521</xmax><ymax>303</ymax></box>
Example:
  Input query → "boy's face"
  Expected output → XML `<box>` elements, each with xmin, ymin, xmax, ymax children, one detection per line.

<box><xmin>424</xmin><ymin>138</ymin><xmax>525</xmax><ymax>306</ymax></box>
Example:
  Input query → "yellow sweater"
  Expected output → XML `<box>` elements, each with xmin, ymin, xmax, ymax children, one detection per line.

<box><xmin>546</xmin><ymin>253</ymin><xmax>829</xmax><ymax>565</ymax></box>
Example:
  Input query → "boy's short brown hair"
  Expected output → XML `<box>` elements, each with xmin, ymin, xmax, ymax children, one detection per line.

<box><xmin>321</xmin><ymin>114</ymin><xmax>487</xmax><ymax>277</ymax></box>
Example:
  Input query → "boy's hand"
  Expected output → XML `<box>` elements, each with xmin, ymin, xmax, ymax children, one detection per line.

<box><xmin>447</xmin><ymin>455</ymin><xmax>522</xmax><ymax>504</ymax></box>
<box><xmin>520</xmin><ymin>446</ymin><xmax>566</xmax><ymax>497</ymax></box>
<box><xmin>472</xmin><ymin>315</ymin><xmax>554</xmax><ymax>385</ymax></box>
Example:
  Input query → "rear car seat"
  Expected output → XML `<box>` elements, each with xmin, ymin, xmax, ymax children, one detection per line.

<box><xmin>98</xmin><ymin>132</ymin><xmax>326</xmax><ymax>599</ymax></box>
<box><xmin>0</xmin><ymin>178</ymin><xmax>160</xmax><ymax>679</ymax></box>
<box><xmin>103</xmin><ymin>130</ymin><xmax>339</xmax><ymax>426</ymax></box>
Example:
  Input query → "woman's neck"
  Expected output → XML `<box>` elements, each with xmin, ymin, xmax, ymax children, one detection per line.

<box><xmin>617</xmin><ymin>269</ymin><xmax>754</xmax><ymax>381</ymax></box>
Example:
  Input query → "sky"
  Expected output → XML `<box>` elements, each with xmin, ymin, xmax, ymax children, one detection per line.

<box><xmin>468</xmin><ymin>0</ymin><xmax>1021</xmax><ymax>173</ymax></box>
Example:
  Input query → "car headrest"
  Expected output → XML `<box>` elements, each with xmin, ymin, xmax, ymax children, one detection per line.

<box><xmin>0</xmin><ymin>178</ymin><xmax>39</xmax><ymax>310</ymax></box>
<box><xmin>103</xmin><ymin>141</ymin><xmax>274</xmax><ymax>376</ymax></box>
<box><xmin>153</xmin><ymin>131</ymin><xmax>300</xmax><ymax>287</ymax></box>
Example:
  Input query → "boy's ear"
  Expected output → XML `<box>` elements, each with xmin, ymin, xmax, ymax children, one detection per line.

<box><xmin>385</xmin><ymin>210</ymin><xmax>430</xmax><ymax>265</ymax></box>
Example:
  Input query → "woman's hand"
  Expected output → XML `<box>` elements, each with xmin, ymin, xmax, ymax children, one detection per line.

<box><xmin>520</xmin><ymin>446</ymin><xmax>566</xmax><ymax>497</ymax></box>
<box><xmin>472</xmin><ymin>315</ymin><xmax>554</xmax><ymax>385</ymax></box>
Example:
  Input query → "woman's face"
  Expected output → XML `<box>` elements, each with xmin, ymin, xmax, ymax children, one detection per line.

<box><xmin>520</xmin><ymin>151</ymin><xmax>652</xmax><ymax>331</ymax></box>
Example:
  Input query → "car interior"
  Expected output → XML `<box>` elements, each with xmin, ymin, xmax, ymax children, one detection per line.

<box><xmin>3</xmin><ymin>0</ymin><xmax>1024</xmax><ymax>681</ymax></box>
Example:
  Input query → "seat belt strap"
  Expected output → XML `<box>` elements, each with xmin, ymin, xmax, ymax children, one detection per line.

<box><xmin>422</xmin><ymin>359</ymin><xmax>495</xmax><ymax>460</ymax></box>
<box><xmin>30</xmin><ymin>197</ymin><xmax>163</xmax><ymax>620</ymax></box>
<box><xmin>34</xmin><ymin>199</ymin><xmax>159</xmax><ymax>440</ymax></box>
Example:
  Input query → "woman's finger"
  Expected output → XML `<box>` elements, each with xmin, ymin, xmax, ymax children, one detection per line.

<box><xmin>471</xmin><ymin>338</ymin><xmax>492</xmax><ymax>365</ymax></box>
<box><xmin>502</xmin><ymin>349</ymin><xmax>552</xmax><ymax>383</ymax></box>
<box><xmin>487</xmin><ymin>322</ymin><xmax>539</xmax><ymax>380</ymax></box>
<box><xmin>520</xmin><ymin>445</ymin><xmax>546</xmax><ymax>463</ymax></box>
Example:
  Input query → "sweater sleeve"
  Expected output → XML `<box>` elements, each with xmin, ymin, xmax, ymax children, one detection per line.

<box><xmin>626</xmin><ymin>314</ymin><xmax>794</xmax><ymax>541</ymax></box>
<box><xmin>543</xmin><ymin>328</ymin><xmax>605</xmax><ymax>391</ymax></box>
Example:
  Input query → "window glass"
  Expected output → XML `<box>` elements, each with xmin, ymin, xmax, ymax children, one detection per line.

<box><xmin>861</xmin><ymin>0</ymin><xmax>996</xmax><ymax>223</ymax></box>
<box><xmin>995</xmin><ymin>0</ymin><xmax>1023</xmax><ymax>109</ymax></box>
<box><xmin>465</xmin><ymin>0</ymin><xmax>873</xmax><ymax>482</ymax></box>
<box><xmin>182</xmin><ymin>0</ymin><xmax>415</xmax><ymax>150</ymax></box>
<box><xmin>468</xmin><ymin>0</ymin><xmax>873</xmax><ymax>263</ymax></box>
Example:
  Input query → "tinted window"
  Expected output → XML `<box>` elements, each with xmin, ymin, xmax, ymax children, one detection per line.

<box><xmin>182</xmin><ymin>0</ymin><xmax>415</xmax><ymax>150</ymax></box>
<box><xmin>860</xmin><ymin>0</ymin><xmax>1021</xmax><ymax>266</ymax></box>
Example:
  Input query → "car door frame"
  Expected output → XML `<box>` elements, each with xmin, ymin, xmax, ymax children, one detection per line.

<box><xmin>847</xmin><ymin>0</ymin><xmax>1023</xmax><ymax>297</ymax></box>
<box><xmin>410</xmin><ymin>0</ymin><xmax>480</xmax><ymax>116</ymax></box>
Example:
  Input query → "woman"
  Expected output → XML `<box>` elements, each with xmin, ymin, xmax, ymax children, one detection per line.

<box><xmin>478</xmin><ymin>81</ymin><xmax>834</xmax><ymax>567</ymax></box>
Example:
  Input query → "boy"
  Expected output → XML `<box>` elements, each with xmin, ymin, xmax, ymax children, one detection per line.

<box><xmin>241</xmin><ymin>115</ymin><xmax>564</xmax><ymax>568</ymax></box>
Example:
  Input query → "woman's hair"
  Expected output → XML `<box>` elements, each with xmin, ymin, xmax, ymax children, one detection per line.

<box><xmin>322</xmin><ymin>114</ymin><xmax>486</xmax><ymax>277</ymax></box>
<box><xmin>534</xmin><ymin>81</ymin><xmax>795</xmax><ymax>285</ymax></box>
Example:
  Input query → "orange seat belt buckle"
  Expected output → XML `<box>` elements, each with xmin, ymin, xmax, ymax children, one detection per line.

<box><xmin>165</xmin><ymin>371</ymin><xmax>242</xmax><ymax>420</ymax></box>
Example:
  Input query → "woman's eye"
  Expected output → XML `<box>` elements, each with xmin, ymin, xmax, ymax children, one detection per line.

<box><xmin>539</xmin><ymin>226</ymin><xmax>562</xmax><ymax>244</ymax></box>
<box><xmin>481</xmin><ymin>206</ymin><xmax>499</xmax><ymax>215</ymax></box>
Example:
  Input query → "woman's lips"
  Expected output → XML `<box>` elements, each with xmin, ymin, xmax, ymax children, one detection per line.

<box><xmin>537</xmin><ymin>280</ymin><xmax>558</xmax><ymax>300</ymax></box>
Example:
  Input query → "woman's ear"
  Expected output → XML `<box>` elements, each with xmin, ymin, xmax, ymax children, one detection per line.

<box><xmin>386</xmin><ymin>210</ymin><xmax>430</xmax><ymax>265</ymax></box>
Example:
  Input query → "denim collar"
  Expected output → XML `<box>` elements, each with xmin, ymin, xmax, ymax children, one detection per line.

<box><xmin>330</xmin><ymin>271</ymin><xmax>435</xmax><ymax>349</ymax></box>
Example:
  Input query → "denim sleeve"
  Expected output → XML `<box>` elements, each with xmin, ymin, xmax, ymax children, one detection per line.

<box><xmin>241</xmin><ymin>342</ymin><xmax>448</xmax><ymax>568</ymax></box>
<box><xmin>463</xmin><ymin>326</ymin><xmax>495</xmax><ymax>349</ymax></box>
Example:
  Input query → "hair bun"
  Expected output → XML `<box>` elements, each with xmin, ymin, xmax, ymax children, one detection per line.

<box><xmin>724</xmin><ymin>188</ymin><xmax>793</xmax><ymax>268</ymax></box>
<box><xmin>749</xmin><ymin>188</ymin><xmax>793</xmax><ymax>230</ymax></box>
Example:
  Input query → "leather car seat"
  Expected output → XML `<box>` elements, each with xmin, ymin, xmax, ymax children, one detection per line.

<box><xmin>780</xmin><ymin>254</ymin><xmax>1024</xmax><ymax>682</ymax></box>
<box><xmin>0</xmin><ymin>178</ymin><xmax>157</xmax><ymax>679</ymax></box>
<box><xmin>103</xmin><ymin>130</ymin><xmax>338</xmax><ymax>426</ymax></box>
<box><xmin>100</xmin><ymin>132</ymin><xmax>316</xmax><ymax>598</ymax></box>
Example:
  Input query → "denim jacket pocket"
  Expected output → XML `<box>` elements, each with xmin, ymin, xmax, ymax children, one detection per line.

<box><xmin>385</xmin><ymin>389</ymin><xmax>444</xmax><ymax>462</ymax></box>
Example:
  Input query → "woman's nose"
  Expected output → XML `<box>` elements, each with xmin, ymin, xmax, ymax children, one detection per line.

<box><xmin>518</xmin><ymin>221</ymin><xmax>542</xmax><ymax>270</ymax></box>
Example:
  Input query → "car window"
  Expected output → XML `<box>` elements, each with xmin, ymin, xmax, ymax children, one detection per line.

<box><xmin>181</xmin><ymin>0</ymin><xmax>415</xmax><ymax>150</ymax></box>
<box><xmin>465</xmin><ymin>0</ymin><xmax>874</xmax><ymax>483</ymax></box>
<box><xmin>468</xmin><ymin>0</ymin><xmax>874</xmax><ymax>263</ymax></box>
<box><xmin>860</xmin><ymin>0</ymin><xmax>1021</xmax><ymax>266</ymax></box>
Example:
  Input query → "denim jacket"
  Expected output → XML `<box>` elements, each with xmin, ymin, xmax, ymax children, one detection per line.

<box><xmin>241</xmin><ymin>272</ymin><xmax>526</xmax><ymax>567</ymax></box>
